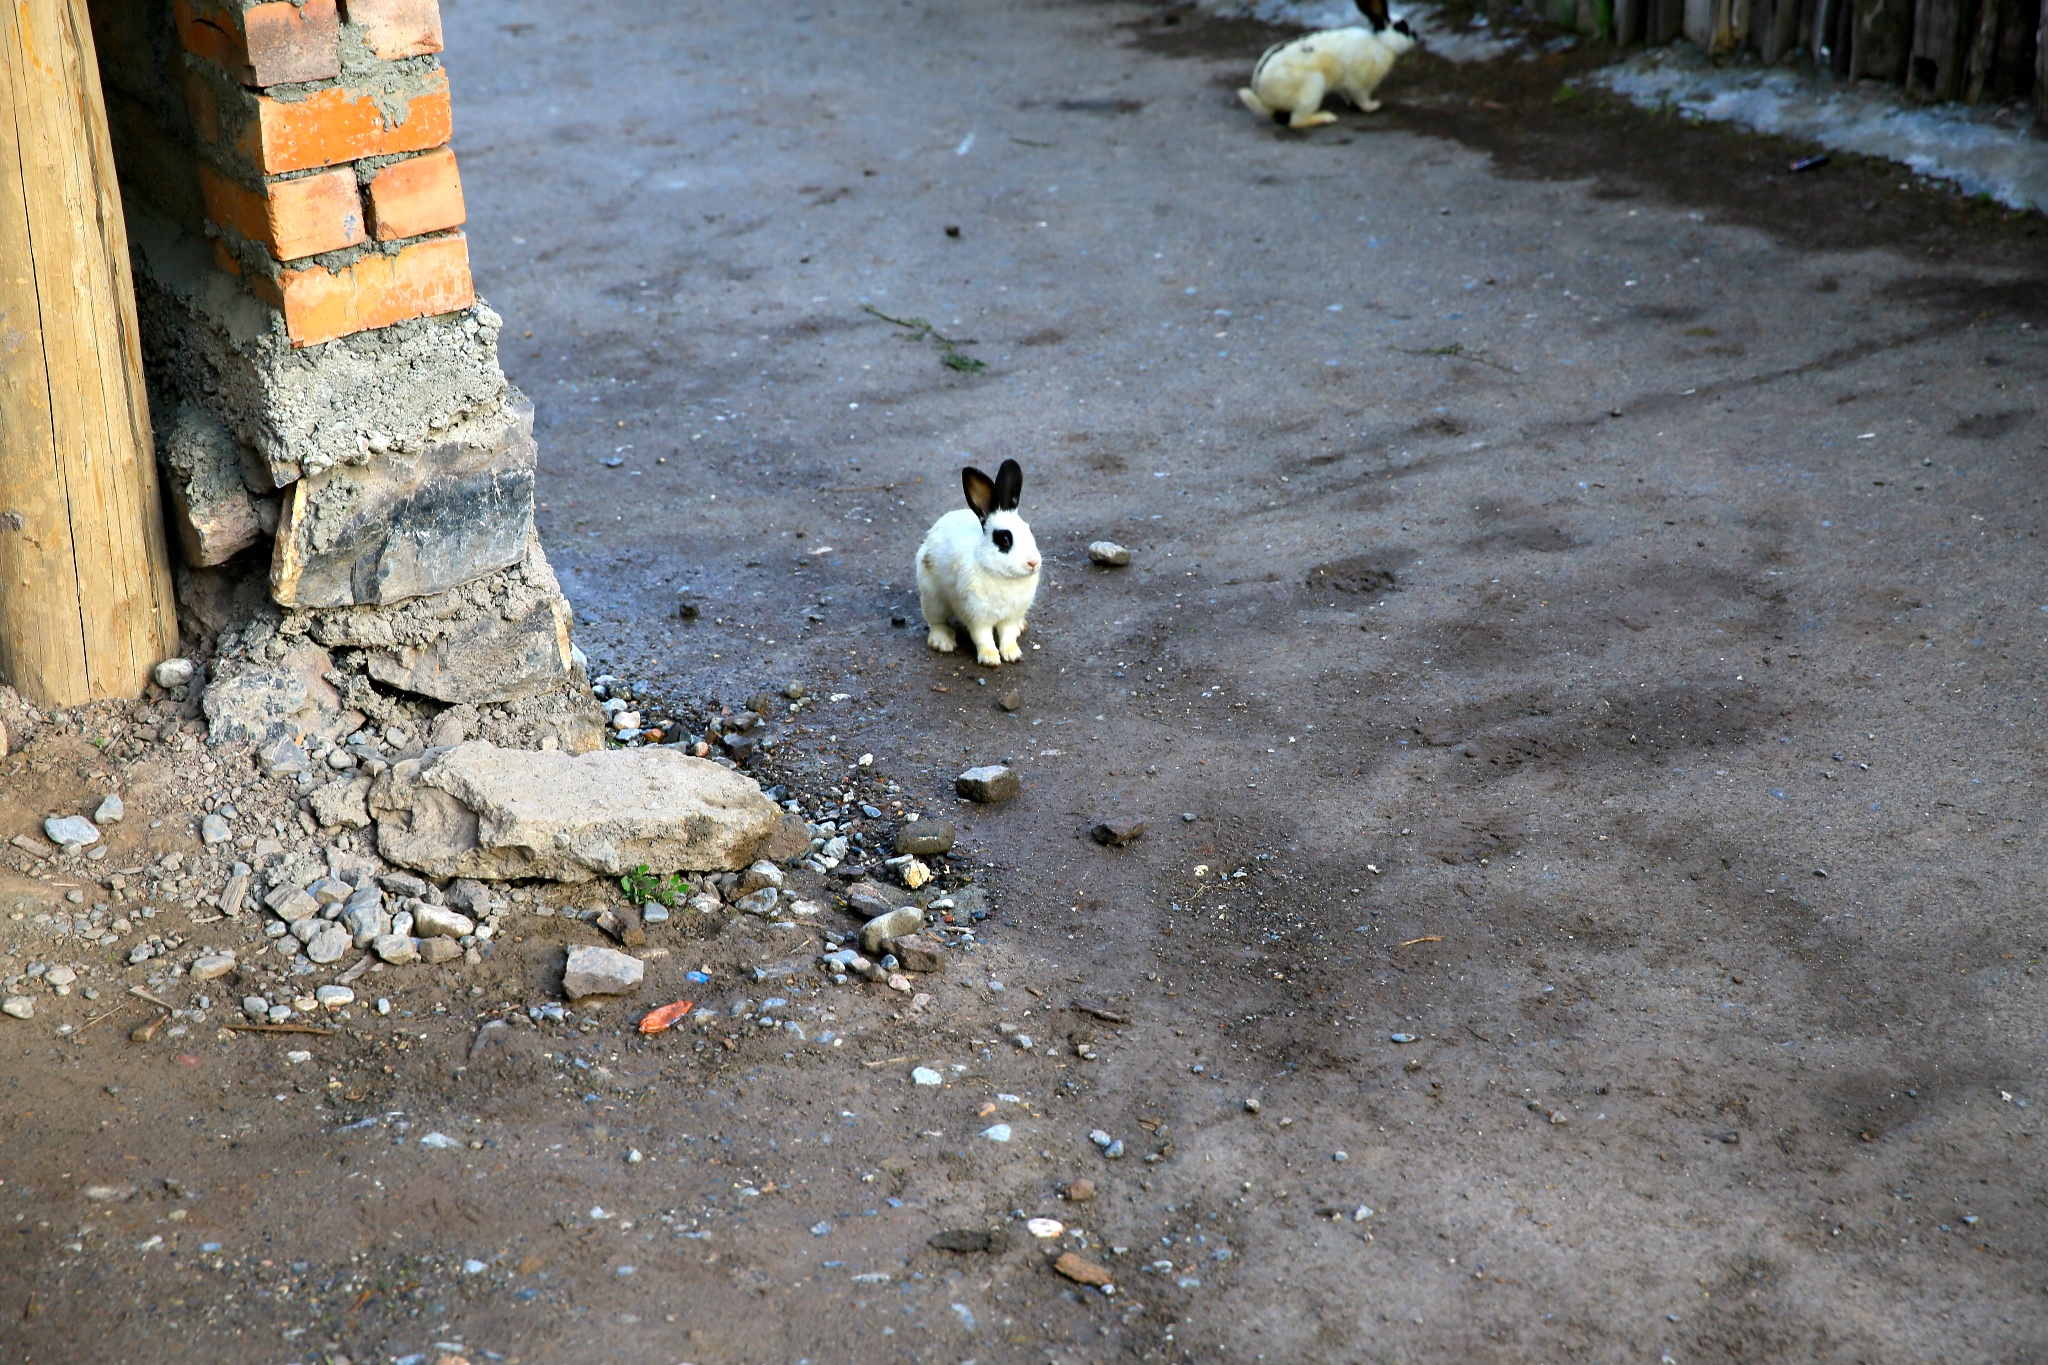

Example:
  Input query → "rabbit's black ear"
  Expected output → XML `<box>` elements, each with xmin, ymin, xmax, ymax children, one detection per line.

<box><xmin>1355</xmin><ymin>0</ymin><xmax>1392</xmax><ymax>29</ymax></box>
<box><xmin>993</xmin><ymin>459</ymin><xmax>1023</xmax><ymax>512</ymax></box>
<box><xmin>963</xmin><ymin>466</ymin><xmax>998</xmax><ymax>521</ymax></box>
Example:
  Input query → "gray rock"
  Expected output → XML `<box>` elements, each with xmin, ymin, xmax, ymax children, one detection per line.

<box><xmin>368</xmin><ymin>742</ymin><xmax>786</xmax><ymax>882</ymax></box>
<box><xmin>291</xmin><ymin>917</ymin><xmax>324</xmax><ymax>945</ymax></box>
<box><xmin>1088</xmin><ymin>541</ymin><xmax>1131</xmax><ymax>566</ymax></box>
<box><xmin>372</xmin><ymin>934</ymin><xmax>419</xmax><ymax>964</ymax></box>
<box><xmin>895</xmin><ymin>821</ymin><xmax>957</xmax><ymax>857</ymax></box>
<box><xmin>94</xmin><ymin>794</ymin><xmax>125</xmax><ymax>824</ymax></box>
<box><xmin>733</xmin><ymin>888</ymin><xmax>781</xmax><ymax>918</ymax></box>
<box><xmin>445</xmin><ymin>878</ymin><xmax>498</xmax><ymax>918</ymax></box>
<box><xmin>389</xmin><ymin>909</ymin><xmax>415</xmax><ymax>938</ymax></box>
<box><xmin>1091</xmin><ymin>818</ymin><xmax>1145</xmax><ymax>847</ymax></box>
<box><xmin>43</xmin><ymin>815</ymin><xmax>98</xmax><ymax>847</ymax></box>
<box><xmin>241</xmin><ymin>996</ymin><xmax>270</xmax><ymax>1022</ymax></box>
<box><xmin>412</xmin><ymin>904</ymin><xmax>476</xmax><ymax>939</ymax></box>
<box><xmin>563</xmin><ymin>945</ymin><xmax>644</xmax><ymax>999</ymax></box>
<box><xmin>950</xmin><ymin>885</ymin><xmax>991</xmax><ymax>921</ymax></box>
<box><xmin>200</xmin><ymin>813</ymin><xmax>231</xmax><ymax>845</ymax></box>
<box><xmin>859</xmin><ymin>906</ymin><xmax>926</xmax><ymax>955</ymax></box>
<box><xmin>153</xmin><ymin>657</ymin><xmax>197</xmax><ymax>689</ymax></box>
<box><xmin>314</xmin><ymin>985</ymin><xmax>354</xmax><ymax>1009</ymax></box>
<box><xmin>341</xmin><ymin>900</ymin><xmax>391</xmax><ymax>947</ymax></box>
<box><xmin>257</xmin><ymin>736</ymin><xmax>311</xmax><ymax>777</ymax></box>
<box><xmin>737</xmin><ymin>860</ymin><xmax>785</xmax><ymax>894</ymax></box>
<box><xmin>379</xmin><ymin>872</ymin><xmax>430</xmax><ymax>898</ymax></box>
<box><xmin>268</xmin><ymin>888</ymin><xmax>319</xmax><ymax>923</ymax></box>
<box><xmin>418</xmin><ymin>936</ymin><xmax>462</xmax><ymax>964</ymax></box>
<box><xmin>308</xmin><ymin>877</ymin><xmax>352</xmax><ymax>906</ymax></box>
<box><xmin>844</xmin><ymin>879</ymin><xmax>905</xmax><ymax>918</ymax></box>
<box><xmin>955</xmin><ymin>765</ymin><xmax>1020</xmax><ymax>804</ymax></box>
<box><xmin>189</xmin><ymin>953</ymin><xmax>238</xmax><ymax>981</ymax></box>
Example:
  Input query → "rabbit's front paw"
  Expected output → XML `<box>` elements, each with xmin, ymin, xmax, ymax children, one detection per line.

<box><xmin>927</xmin><ymin>626</ymin><xmax>958</xmax><ymax>653</ymax></box>
<box><xmin>975</xmin><ymin>644</ymin><xmax>1003</xmax><ymax>667</ymax></box>
<box><xmin>1291</xmin><ymin>111</ymin><xmax>1339</xmax><ymax>128</ymax></box>
<box><xmin>999</xmin><ymin>640</ymin><xmax>1023</xmax><ymax>662</ymax></box>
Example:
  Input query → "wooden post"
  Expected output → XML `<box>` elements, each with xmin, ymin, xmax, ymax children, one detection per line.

<box><xmin>0</xmin><ymin>0</ymin><xmax>176</xmax><ymax>707</ymax></box>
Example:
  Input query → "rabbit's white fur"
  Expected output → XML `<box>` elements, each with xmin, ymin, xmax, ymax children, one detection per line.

<box><xmin>917</xmin><ymin>461</ymin><xmax>1041</xmax><ymax>667</ymax></box>
<box><xmin>1238</xmin><ymin>24</ymin><xmax>1416</xmax><ymax>129</ymax></box>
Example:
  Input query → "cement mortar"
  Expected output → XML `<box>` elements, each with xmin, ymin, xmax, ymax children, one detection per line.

<box><xmin>127</xmin><ymin>201</ymin><xmax>510</xmax><ymax>484</ymax></box>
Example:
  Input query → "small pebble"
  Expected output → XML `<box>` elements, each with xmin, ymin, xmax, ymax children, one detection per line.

<box><xmin>94</xmin><ymin>794</ymin><xmax>125</xmax><ymax>824</ymax></box>
<box><xmin>1088</xmin><ymin>541</ymin><xmax>1131</xmax><ymax>567</ymax></box>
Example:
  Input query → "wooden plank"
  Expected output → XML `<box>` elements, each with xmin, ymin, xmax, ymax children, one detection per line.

<box><xmin>0</xmin><ymin>0</ymin><xmax>175</xmax><ymax>707</ymax></box>
<box><xmin>1909</xmin><ymin>0</ymin><xmax>1972</xmax><ymax>99</ymax></box>
<box><xmin>1850</xmin><ymin>0</ymin><xmax>1915</xmax><ymax>81</ymax></box>
<box><xmin>2037</xmin><ymin>0</ymin><xmax>2047</xmax><ymax>123</ymax></box>
<box><xmin>1963</xmin><ymin>0</ymin><xmax>2001</xmax><ymax>100</ymax></box>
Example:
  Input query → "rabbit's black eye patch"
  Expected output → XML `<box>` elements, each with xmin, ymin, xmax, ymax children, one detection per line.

<box><xmin>992</xmin><ymin>528</ymin><xmax>1014</xmax><ymax>554</ymax></box>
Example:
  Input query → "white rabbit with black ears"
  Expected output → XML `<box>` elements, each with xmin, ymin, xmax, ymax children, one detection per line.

<box><xmin>1238</xmin><ymin>0</ymin><xmax>1417</xmax><ymax>131</ymax></box>
<box><xmin>917</xmin><ymin>458</ymin><xmax>1041</xmax><ymax>667</ymax></box>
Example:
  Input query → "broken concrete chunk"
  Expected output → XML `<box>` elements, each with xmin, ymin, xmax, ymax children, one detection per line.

<box><xmin>270</xmin><ymin>400</ymin><xmax>538</xmax><ymax>610</ymax></box>
<box><xmin>880</xmin><ymin>933</ymin><xmax>944</xmax><ymax>972</ymax></box>
<box><xmin>203</xmin><ymin>644</ymin><xmax>356</xmax><ymax>751</ymax></box>
<box><xmin>446</xmin><ymin>878</ymin><xmax>498</xmax><ymax>918</ymax></box>
<box><xmin>562</xmin><ymin>944</ymin><xmax>643</xmax><ymax>999</ymax></box>
<box><xmin>955</xmin><ymin>765</ymin><xmax>1020</xmax><ymax>803</ymax></box>
<box><xmin>162</xmin><ymin>400</ymin><xmax>267</xmax><ymax>568</ymax></box>
<box><xmin>309</xmin><ymin>776</ymin><xmax>373</xmax><ymax>830</ymax></box>
<box><xmin>369</xmin><ymin>742</ymin><xmax>785</xmax><ymax>882</ymax></box>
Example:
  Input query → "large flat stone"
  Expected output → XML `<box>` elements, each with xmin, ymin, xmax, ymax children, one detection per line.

<box><xmin>369</xmin><ymin>741</ymin><xmax>787</xmax><ymax>882</ymax></box>
<box><xmin>270</xmin><ymin>400</ymin><xmax>536</xmax><ymax>609</ymax></box>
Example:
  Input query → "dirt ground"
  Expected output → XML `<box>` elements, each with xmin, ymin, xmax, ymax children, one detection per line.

<box><xmin>7</xmin><ymin>2</ymin><xmax>2048</xmax><ymax>1362</ymax></box>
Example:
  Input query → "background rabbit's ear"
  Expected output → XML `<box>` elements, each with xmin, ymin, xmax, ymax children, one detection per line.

<box><xmin>993</xmin><ymin>459</ymin><xmax>1023</xmax><ymax>511</ymax></box>
<box><xmin>963</xmin><ymin>466</ymin><xmax>998</xmax><ymax>520</ymax></box>
<box><xmin>1354</xmin><ymin>0</ymin><xmax>1392</xmax><ymax>28</ymax></box>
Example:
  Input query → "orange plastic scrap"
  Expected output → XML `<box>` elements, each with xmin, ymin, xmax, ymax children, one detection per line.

<box><xmin>637</xmin><ymin>999</ymin><xmax>693</xmax><ymax>1035</ymax></box>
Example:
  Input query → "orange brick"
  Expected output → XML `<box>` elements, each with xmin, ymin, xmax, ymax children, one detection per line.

<box><xmin>200</xmin><ymin>164</ymin><xmax>366</xmax><ymax>261</ymax></box>
<box><xmin>174</xmin><ymin>0</ymin><xmax>341</xmax><ymax>86</ymax></box>
<box><xmin>365</xmin><ymin>148</ymin><xmax>465</xmax><ymax>241</ymax></box>
<box><xmin>275</xmin><ymin>233</ymin><xmax>475</xmax><ymax>346</ymax></box>
<box><xmin>240</xmin><ymin>71</ymin><xmax>453</xmax><ymax>175</ymax></box>
<box><xmin>341</xmin><ymin>0</ymin><xmax>444</xmax><ymax>58</ymax></box>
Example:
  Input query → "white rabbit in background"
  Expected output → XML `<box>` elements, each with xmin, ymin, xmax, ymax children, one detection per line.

<box><xmin>916</xmin><ymin>459</ymin><xmax>1041</xmax><ymax>667</ymax></box>
<box><xmin>1239</xmin><ymin>0</ymin><xmax>1417</xmax><ymax>130</ymax></box>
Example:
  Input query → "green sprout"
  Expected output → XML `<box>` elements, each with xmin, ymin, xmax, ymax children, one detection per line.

<box><xmin>619</xmin><ymin>864</ymin><xmax>690</xmax><ymax>907</ymax></box>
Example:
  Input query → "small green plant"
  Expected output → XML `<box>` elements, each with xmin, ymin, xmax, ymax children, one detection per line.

<box><xmin>620</xmin><ymin>864</ymin><xmax>689</xmax><ymax>907</ymax></box>
<box><xmin>863</xmin><ymin>304</ymin><xmax>987</xmax><ymax>373</ymax></box>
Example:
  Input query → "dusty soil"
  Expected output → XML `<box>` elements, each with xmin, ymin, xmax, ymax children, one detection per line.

<box><xmin>7</xmin><ymin>2</ymin><xmax>2048</xmax><ymax>1362</ymax></box>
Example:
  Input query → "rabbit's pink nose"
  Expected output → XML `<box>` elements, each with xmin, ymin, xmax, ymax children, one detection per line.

<box><xmin>1024</xmin><ymin>557</ymin><xmax>1041</xmax><ymax>572</ymax></box>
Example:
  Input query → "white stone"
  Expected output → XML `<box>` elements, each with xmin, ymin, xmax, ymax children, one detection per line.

<box><xmin>2</xmin><ymin>996</ymin><xmax>32</xmax><ymax>1019</ymax></box>
<box><xmin>306</xmin><ymin>925</ymin><xmax>351</xmax><ymax>964</ymax></box>
<box><xmin>562</xmin><ymin>945</ymin><xmax>644</xmax><ymax>999</ymax></box>
<box><xmin>43</xmin><ymin>815</ymin><xmax>98</xmax><ymax>847</ymax></box>
<box><xmin>44</xmin><ymin>966</ymin><xmax>75</xmax><ymax>988</ymax></box>
<box><xmin>154</xmin><ymin>657</ymin><xmax>197</xmax><ymax>689</ymax></box>
<box><xmin>94</xmin><ymin>794</ymin><xmax>125</xmax><ymax>824</ymax></box>
<box><xmin>315</xmin><ymin>985</ymin><xmax>354</xmax><ymax>1009</ymax></box>
<box><xmin>189</xmin><ymin>953</ymin><xmax>237</xmax><ymax>981</ymax></box>
<box><xmin>412</xmin><ymin>904</ymin><xmax>475</xmax><ymax>939</ymax></box>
